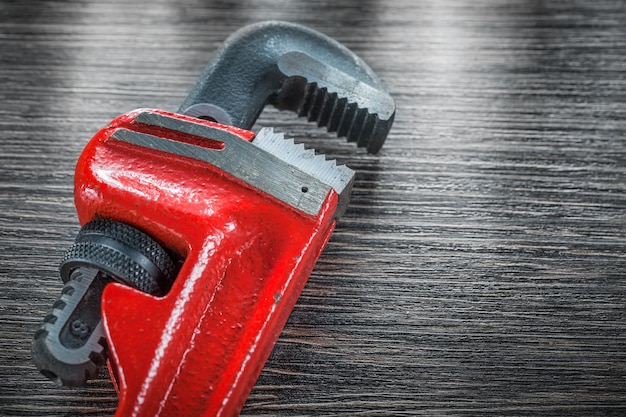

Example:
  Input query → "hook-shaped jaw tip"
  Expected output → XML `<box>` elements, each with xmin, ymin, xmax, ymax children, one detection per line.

<box><xmin>179</xmin><ymin>21</ymin><xmax>395</xmax><ymax>153</ymax></box>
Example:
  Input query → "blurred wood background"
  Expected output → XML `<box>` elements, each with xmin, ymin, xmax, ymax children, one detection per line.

<box><xmin>1</xmin><ymin>0</ymin><xmax>624</xmax><ymax>415</ymax></box>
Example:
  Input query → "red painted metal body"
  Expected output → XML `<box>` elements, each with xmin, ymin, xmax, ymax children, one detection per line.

<box><xmin>74</xmin><ymin>109</ymin><xmax>339</xmax><ymax>416</ymax></box>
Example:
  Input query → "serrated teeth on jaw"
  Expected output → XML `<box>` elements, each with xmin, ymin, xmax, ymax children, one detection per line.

<box><xmin>253</xmin><ymin>128</ymin><xmax>354</xmax><ymax>196</ymax></box>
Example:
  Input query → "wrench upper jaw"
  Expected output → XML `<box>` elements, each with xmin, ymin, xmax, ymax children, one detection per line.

<box><xmin>271</xmin><ymin>51</ymin><xmax>395</xmax><ymax>154</ymax></box>
<box><xmin>179</xmin><ymin>21</ymin><xmax>395</xmax><ymax>154</ymax></box>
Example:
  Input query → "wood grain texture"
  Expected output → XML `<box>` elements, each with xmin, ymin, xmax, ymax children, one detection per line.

<box><xmin>1</xmin><ymin>0</ymin><xmax>625</xmax><ymax>415</ymax></box>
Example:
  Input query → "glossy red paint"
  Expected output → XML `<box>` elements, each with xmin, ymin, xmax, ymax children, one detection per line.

<box><xmin>74</xmin><ymin>109</ymin><xmax>339</xmax><ymax>416</ymax></box>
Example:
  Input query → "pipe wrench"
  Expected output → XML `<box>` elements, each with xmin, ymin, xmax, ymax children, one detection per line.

<box><xmin>32</xmin><ymin>21</ymin><xmax>395</xmax><ymax>416</ymax></box>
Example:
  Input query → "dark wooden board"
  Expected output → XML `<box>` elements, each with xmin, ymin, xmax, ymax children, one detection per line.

<box><xmin>1</xmin><ymin>0</ymin><xmax>625</xmax><ymax>415</ymax></box>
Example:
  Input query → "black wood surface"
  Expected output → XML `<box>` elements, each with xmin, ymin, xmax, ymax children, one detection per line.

<box><xmin>1</xmin><ymin>0</ymin><xmax>625</xmax><ymax>415</ymax></box>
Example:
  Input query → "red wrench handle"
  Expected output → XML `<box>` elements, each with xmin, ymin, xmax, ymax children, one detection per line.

<box><xmin>104</xmin><ymin>205</ymin><xmax>336</xmax><ymax>416</ymax></box>
<box><xmin>74</xmin><ymin>109</ymin><xmax>339</xmax><ymax>416</ymax></box>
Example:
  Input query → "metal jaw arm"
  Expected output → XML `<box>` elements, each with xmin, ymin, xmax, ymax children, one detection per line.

<box><xmin>179</xmin><ymin>21</ymin><xmax>395</xmax><ymax>153</ymax></box>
